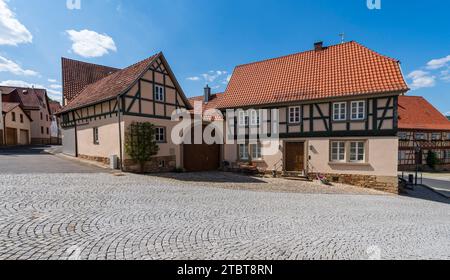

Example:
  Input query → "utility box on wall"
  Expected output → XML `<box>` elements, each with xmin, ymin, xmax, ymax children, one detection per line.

<box><xmin>110</xmin><ymin>155</ymin><xmax>118</xmax><ymax>169</ymax></box>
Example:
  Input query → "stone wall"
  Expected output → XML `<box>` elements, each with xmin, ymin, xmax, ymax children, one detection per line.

<box><xmin>123</xmin><ymin>155</ymin><xmax>176</xmax><ymax>173</ymax></box>
<box><xmin>308</xmin><ymin>173</ymin><xmax>399</xmax><ymax>194</ymax></box>
<box><xmin>79</xmin><ymin>154</ymin><xmax>110</xmax><ymax>165</ymax></box>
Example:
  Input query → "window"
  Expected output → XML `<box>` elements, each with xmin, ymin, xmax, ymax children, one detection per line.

<box><xmin>415</xmin><ymin>132</ymin><xmax>426</xmax><ymax>141</ymax></box>
<box><xmin>239</xmin><ymin>111</ymin><xmax>249</xmax><ymax>126</ymax></box>
<box><xmin>350</xmin><ymin>142</ymin><xmax>365</xmax><ymax>162</ymax></box>
<box><xmin>399</xmin><ymin>150</ymin><xmax>407</xmax><ymax>161</ymax></box>
<box><xmin>445</xmin><ymin>150</ymin><xmax>450</xmax><ymax>160</ymax></box>
<box><xmin>351</xmin><ymin>101</ymin><xmax>365</xmax><ymax>120</ymax></box>
<box><xmin>40</xmin><ymin>112</ymin><xmax>43</xmax><ymax>120</ymax></box>
<box><xmin>398</xmin><ymin>132</ymin><xmax>408</xmax><ymax>140</ymax></box>
<box><xmin>159</xmin><ymin>160</ymin><xmax>166</xmax><ymax>168</ymax></box>
<box><xmin>431</xmin><ymin>133</ymin><xmax>441</xmax><ymax>140</ymax></box>
<box><xmin>41</xmin><ymin>127</ymin><xmax>44</xmax><ymax>134</ymax></box>
<box><xmin>251</xmin><ymin>143</ymin><xmax>262</xmax><ymax>160</ymax></box>
<box><xmin>20</xmin><ymin>114</ymin><xmax>24</xmax><ymax>123</ymax></box>
<box><xmin>250</xmin><ymin>110</ymin><xmax>260</xmax><ymax>126</ymax></box>
<box><xmin>333</xmin><ymin>102</ymin><xmax>347</xmax><ymax>121</ymax></box>
<box><xmin>239</xmin><ymin>144</ymin><xmax>249</xmax><ymax>161</ymax></box>
<box><xmin>447</xmin><ymin>133</ymin><xmax>450</xmax><ymax>140</ymax></box>
<box><xmin>93</xmin><ymin>127</ymin><xmax>99</xmax><ymax>145</ymax></box>
<box><xmin>155</xmin><ymin>127</ymin><xmax>166</xmax><ymax>143</ymax></box>
<box><xmin>154</xmin><ymin>85</ymin><xmax>165</xmax><ymax>102</ymax></box>
<box><xmin>331</xmin><ymin>141</ymin><xmax>346</xmax><ymax>162</ymax></box>
<box><xmin>46</xmin><ymin>128</ymin><xmax>49</xmax><ymax>135</ymax></box>
<box><xmin>289</xmin><ymin>107</ymin><xmax>301</xmax><ymax>124</ymax></box>
<box><xmin>11</xmin><ymin>112</ymin><xmax>16</xmax><ymax>122</ymax></box>
<box><xmin>46</xmin><ymin>115</ymin><xmax>48</xmax><ymax>122</ymax></box>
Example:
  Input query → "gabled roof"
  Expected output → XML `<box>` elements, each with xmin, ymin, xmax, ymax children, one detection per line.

<box><xmin>49</xmin><ymin>101</ymin><xmax>62</xmax><ymax>115</ymax></box>
<box><xmin>2</xmin><ymin>102</ymin><xmax>20</xmax><ymax>114</ymax></box>
<box><xmin>398</xmin><ymin>96</ymin><xmax>450</xmax><ymax>131</ymax></box>
<box><xmin>189</xmin><ymin>93</ymin><xmax>225</xmax><ymax>121</ymax></box>
<box><xmin>62</xmin><ymin>58</ymin><xmax>120</xmax><ymax>103</ymax></box>
<box><xmin>60</xmin><ymin>54</ymin><xmax>159</xmax><ymax>113</ymax></box>
<box><xmin>0</xmin><ymin>86</ymin><xmax>49</xmax><ymax>111</ymax></box>
<box><xmin>216</xmin><ymin>41</ymin><xmax>409</xmax><ymax>109</ymax></box>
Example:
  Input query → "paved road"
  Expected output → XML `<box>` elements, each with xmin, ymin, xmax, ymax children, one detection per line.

<box><xmin>0</xmin><ymin>146</ymin><xmax>106</xmax><ymax>174</ymax></box>
<box><xmin>0</xmin><ymin>148</ymin><xmax>449</xmax><ymax>260</ymax></box>
<box><xmin>423</xmin><ymin>178</ymin><xmax>450</xmax><ymax>198</ymax></box>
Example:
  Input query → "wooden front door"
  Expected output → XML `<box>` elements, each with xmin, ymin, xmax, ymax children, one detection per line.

<box><xmin>285</xmin><ymin>142</ymin><xmax>305</xmax><ymax>172</ymax></box>
<box><xmin>5</xmin><ymin>128</ymin><xmax>17</xmax><ymax>146</ymax></box>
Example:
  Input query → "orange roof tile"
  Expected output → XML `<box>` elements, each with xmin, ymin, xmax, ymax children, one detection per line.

<box><xmin>189</xmin><ymin>93</ymin><xmax>225</xmax><ymax>121</ymax></box>
<box><xmin>398</xmin><ymin>96</ymin><xmax>450</xmax><ymax>131</ymax></box>
<box><xmin>216</xmin><ymin>41</ymin><xmax>409</xmax><ymax>109</ymax></box>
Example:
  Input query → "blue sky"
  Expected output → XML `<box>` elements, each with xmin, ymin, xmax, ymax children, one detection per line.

<box><xmin>0</xmin><ymin>0</ymin><xmax>449</xmax><ymax>115</ymax></box>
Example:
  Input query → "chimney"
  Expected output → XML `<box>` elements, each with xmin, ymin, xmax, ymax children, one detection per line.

<box><xmin>314</xmin><ymin>41</ymin><xmax>324</xmax><ymax>51</ymax></box>
<box><xmin>204</xmin><ymin>85</ymin><xmax>211</xmax><ymax>103</ymax></box>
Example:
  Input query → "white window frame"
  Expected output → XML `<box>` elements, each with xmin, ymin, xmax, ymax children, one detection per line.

<box><xmin>333</xmin><ymin>102</ymin><xmax>347</xmax><ymax>121</ymax></box>
<box><xmin>239</xmin><ymin>111</ymin><xmax>249</xmax><ymax>126</ymax></box>
<box><xmin>250</xmin><ymin>143</ymin><xmax>262</xmax><ymax>160</ymax></box>
<box><xmin>447</xmin><ymin>133</ymin><xmax>450</xmax><ymax>140</ymax></box>
<box><xmin>239</xmin><ymin>144</ymin><xmax>249</xmax><ymax>161</ymax></box>
<box><xmin>415</xmin><ymin>132</ymin><xmax>426</xmax><ymax>141</ymax></box>
<box><xmin>431</xmin><ymin>133</ymin><xmax>441</xmax><ymax>141</ymax></box>
<box><xmin>289</xmin><ymin>106</ymin><xmax>301</xmax><ymax>124</ymax></box>
<box><xmin>398</xmin><ymin>132</ymin><xmax>408</xmax><ymax>140</ymax></box>
<box><xmin>155</xmin><ymin>127</ymin><xmax>166</xmax><ymax>143</ymax></box>
<box><xmin>350</xmin><ymin>141</ymin><xmax>366</xmax><ymax>162</ymax></box>
<box><xmin>399</xmin><ymin>150</ymin><xmax>407</xmax><ymax>161</ymax></box>
<box><xmin>331</xmin><ymin>141</ymin><xmax>346</xmax><ymax>162</ymax></box>
<box><xmin>351</xmin><ymin>101</ymin><xmax>366</xmax><ymax>120</ymax></box>
<box><xmin>250</xmin><ymin>110</ymin><xmax>260</xmax><ymax>126</ymax></box>
<box><xmin>154</xmin><ymin>85</ymin><xmax>165</xmax><ymax>102</ymax></box>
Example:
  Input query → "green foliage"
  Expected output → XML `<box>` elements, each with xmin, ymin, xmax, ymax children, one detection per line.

<box><xmin>125</xmin><ymin>122</ymin><xmax>159</xmax><ymax>173</ymax></box>
<box><xmin>426</xmin><ymin>150</ymin><xmax>439</xmax><ymax>170</ymax></box>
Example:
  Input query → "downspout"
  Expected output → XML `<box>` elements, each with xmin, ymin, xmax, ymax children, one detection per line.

<box><xmin>117</xmin><ymin>95</ymin><xmax>123</xmax><ymax>171</ymax></box>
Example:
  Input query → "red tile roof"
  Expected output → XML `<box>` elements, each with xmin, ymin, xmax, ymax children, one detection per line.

<box><xmin>2</xmin><ymin>102</ymin><xmax>20</xmax><ymax>114</ymax></box>
<box><xmin>398</xmin><ymin>96</ymin><xmax>450</xmax><ymax>131</ymax></box>
<box><xmin>0</xmin><ymin>86</ymin><xmax>49</xmax><ymax>111</ymax></box>
<box><xmin>189</xmin><ymin>93</ymin><xmax>225</xmax><ymax>121</ymax></box>
<box><xmin>60</xmin><ymin>54</ymin><xmax>159</xmax><ymax>113</ymax></box>
<box><xmin>62</xmin><ymin>58</ymin><xmax>120</xmax><ymax>103</ymax></box>
<box><xmin>49</xmin><ymin>101</ymin><xmax>62</xmax><ymax>115</ymax></box>
<box><xmin>216</xmin><ymin>41</ymin><xmax>409</xmax><ymax>109</ymax></box>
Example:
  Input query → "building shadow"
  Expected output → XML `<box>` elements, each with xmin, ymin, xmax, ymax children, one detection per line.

<box><xmin>401</xmin><ymin>185</ymin><xmax>449</xmax><ymax>205</ymax></box>
<box><xmin>0</xmin><ymin>146</ymin><xmax>51</xmax><ymax>156</ymax></box>
<box><xmin>149</xmin><ymin>171</ymin><xmax>268</xmax><ymax>184</ymax></box>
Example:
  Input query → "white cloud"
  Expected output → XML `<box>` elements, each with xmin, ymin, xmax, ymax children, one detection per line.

<box><xmin>0</xmin><ymin>55</ymin><xmax>38</xmax><ymax>76</ymax></box>
<box><xmin>440</xmin><ymin>69</ymin><xmax>450</xmax><ymax>82</ymax></box>
<box><xmin>0</xmin><ymin>0</ymin><xmax>32</xmax><ymax>46</ymax></box>
<box><xmin>427</xmin><ymin>55</ymin><xmax>450</xmax><ymax>70</ymax></box>
<box><xmin>48</xmin><ymin>78</ymin><xmax>57</xmax><ymax>83</ymax></box>
<box><xmin>201</xmin><ymin>70</ymin><xmax>228</xmax><ymax>83</ymax></box>
<box><xmin>66</xmin><ymin>29</ymin><xmax>117</xmax><ymax>58</ymax></box>
<box><xmin>186</xmin><ymin>76</ymin><xmax>200</xmax><ymax>81</ymax></box>
<box><xmin>49</xmin><ymin>84</ymin><xmax>62</xmax><ymax>90</ymax></box>
<box><xmin>0</xmin><ymin>80</ymin><xmax>62</xmax><ymax>102</ymax></box>
<box><xmin>407</xmin><ymin>70</ymin><xmax>436</xmax><ymax>90</ymax></box>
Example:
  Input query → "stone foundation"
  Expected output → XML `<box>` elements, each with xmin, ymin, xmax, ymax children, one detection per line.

<box><xmin>123</xmin><ymin>155</ymin><xmax>176</xmax><ymax>173</ymax></box>
<box><xmin>308</xmin><ymin>173</ymin><xmax>399</xmax><ymax>194</ymax></box>
<box><xmin>79</xmin><ymin>154</ymin><xmax>110</xmax><ymax>165</ymax></box>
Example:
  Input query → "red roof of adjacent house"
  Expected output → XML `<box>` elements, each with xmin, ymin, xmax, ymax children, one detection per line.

<box><xmin>62</xmin><ymin>58</ymin><xmax>120</xmax><ymax>103</ymax></box>
<box><xmin>2</xmin><ymin>102</ymin><xmax>20</xmax><ymax>114</ymax></box>
<box><xmin>399</xmin><ymin>96</ymin><xmax>450</xmax><ymax>131</ymax></box>
<box><xmin>189</xmin><ymin>93</ymin><xmax>225</xmax><ymax>121</ymax></box>
<box><xmin>60</xmin><ymin>54</ymin><xmax>159</xmax><ymax>113</ymax></box>
<box><xmin>49</xmin><ymin>101</ymin><xmax>62</xmax><ymax>115</ymax></box>
<box><xmin>216</xmin><ymin>41</ymin><xmax>409</xmax><ymax>109</ymax></box>
<box><xmin>0</xmin><ymin>86</ymin><xmax>49</xmax><ymax>111</ymax></box>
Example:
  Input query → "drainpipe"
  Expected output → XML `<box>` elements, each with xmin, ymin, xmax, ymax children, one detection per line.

<box><xmin>117</xmin><ymin>95</ymin><xmax>123</xmax><ymax>171</ymax></box>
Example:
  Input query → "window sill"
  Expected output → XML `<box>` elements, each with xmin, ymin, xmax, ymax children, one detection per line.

<box><xmin>328</xmin><ymin>162</ymin><xmax>370</xmax><ymax>166</ymax></box>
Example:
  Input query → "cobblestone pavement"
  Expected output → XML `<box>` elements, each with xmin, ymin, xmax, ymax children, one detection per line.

<box><xmin>0</xmin><ymin>171</ymin><xmax>449</xmax><ymax>260</ymax></box>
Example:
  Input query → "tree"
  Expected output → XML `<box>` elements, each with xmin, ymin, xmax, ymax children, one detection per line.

<box><xmin>125</xmin><ymin>122</ymin><xmax>160</xmax><ymax>173</ymax></box>
<box><xmin>426</xmin><ymin>150</ymin><xmax>439</xmax><ymax>170</ymax></box>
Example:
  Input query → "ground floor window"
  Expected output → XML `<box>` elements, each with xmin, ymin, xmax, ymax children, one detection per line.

<box><xmin>331</xmin><ymin>141</ymin><xmax>346</xmax><ymax>162</ymax></box>
<box><xmin>239</xmin><ymin>144</ymin><xmax>249</xmax><ymax>161</ymax></box>
<box><xmin>93</xmin><ymin>127</ymin><xmax>99</xmax><ymax>145</ymax></box>
<box><xmin>350</xmin><ymin>142</ymin><xmax>365</xmax><ymax>162</ymax></box>
<box><xmin>250</xmin><ymin>143</ymin><xmax>262</xmax><ymax>160</ymax></box>
<box><xmin>155</xmin><ymin>127</ymin><xmax>166</xmax><ymax>143</ymax></box>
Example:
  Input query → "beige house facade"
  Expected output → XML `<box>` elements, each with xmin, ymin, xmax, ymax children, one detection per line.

<box><xmin>59</xmin><ymin>53</ymin><xmax>191</xmax><ymax>172</ymax></box>
<box><xmin>1</xmin><ymin>102</ymin><xmax>32</xmax><ymax>146</ymax></box>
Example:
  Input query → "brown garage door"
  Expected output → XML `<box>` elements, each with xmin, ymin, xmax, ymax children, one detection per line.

<box><xmin>19</xmin><ymin>129</ymin><xmax>29</xmax><ymax>145</ymax></box>
<box><xmin>6</xmin><ymin>127</ymin><xmax>17</xmax><ymax>146</ymax></box>
<box><xmin>184</xmin><ymin>143</ymin><xmax>220</xmax><ymax>172</ymax></box>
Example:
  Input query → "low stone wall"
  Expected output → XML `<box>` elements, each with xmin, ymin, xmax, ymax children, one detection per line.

<box><xmin>123</xmin><ymin>155</ymin><xmax>176</xmax><ymax>173</ymax></box>
<box><xmin>399</xmin><ymin>164</ymin><xmax>450</xmax><ymax>172</ymax></box>
<box><xmin>79</xmin><ymin>154</ymin><xmax>110</xmax><ymax>165</ymax></box>
<box><xmin>308</xmin><ymin>173</ymin><xmax>399</xmax><ymax>194</ymax></box>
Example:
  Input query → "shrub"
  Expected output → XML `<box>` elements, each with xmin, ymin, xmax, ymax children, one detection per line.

<box><xmin>426</xmin><ymin>151</ymin><xmax>439</xmax><ymax>170</ymax></box>
<box><xmin>125</xmin><ymin>122</ymin><xmax>159</xmax><ymax>173</ymax></box>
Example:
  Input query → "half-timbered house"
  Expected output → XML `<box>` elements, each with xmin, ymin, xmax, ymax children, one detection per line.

<box><xmin>58</xmin><ymin>53</ymin><xmax>192</xmax><ymax>172</ymax></box>
<box><xmin>398</xmin><ymin>96</ymin><xmax>450</xmax><ymax>171</ymax></box>
<box><xmin>207</xmin><ymin>41</ymin><xmax>409</xmax><ymax>193</ymax></box>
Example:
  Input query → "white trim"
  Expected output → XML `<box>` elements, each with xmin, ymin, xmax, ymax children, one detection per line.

<box><xmin>350</xmin><ymin>100</ymin><xmax>365</xmax><ymax>120</ymax></box>
<box><xmin>288</xmin><ymin>106</ymin><xmax>301</xmax><ymax>124</ymax></box>
<box><xmin>333</xmin><ymin>102</ymin><xmax>347</xmax><ymax>121</ymax></box>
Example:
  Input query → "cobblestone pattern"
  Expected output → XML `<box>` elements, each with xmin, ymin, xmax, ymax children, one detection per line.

<box><xmin>0</xmin><ymin>173</ymin><xmax>449</xmax><ymax>260</ymax></box>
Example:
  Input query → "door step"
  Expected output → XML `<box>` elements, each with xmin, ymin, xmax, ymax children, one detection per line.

<box><xmin>282</xmin><ymin>171</ymin><xmax>311</xmax><ymax>182</ymax></box>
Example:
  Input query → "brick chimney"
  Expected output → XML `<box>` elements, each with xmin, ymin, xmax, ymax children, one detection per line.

<box><xmin>314</xmin><ymin>41</ymin><xmax>324</xmax><ymax>51</ymax></box>
<box><xmin>204</xmin><ymin>85</ymin><xmax>211</xmax><ymax>103</ymax></box>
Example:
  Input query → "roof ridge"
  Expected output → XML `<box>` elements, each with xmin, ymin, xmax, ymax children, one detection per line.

<box><xmin>61</xmin><ymin>57</ymin><xmax>121</xmax><ymax>71</ymax></box>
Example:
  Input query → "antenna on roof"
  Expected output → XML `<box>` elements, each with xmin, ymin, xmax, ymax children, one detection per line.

<box><xmin>339</xmin><ymin>33</ymin><xmax>345</xmax><ymax>44</ymax></box>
